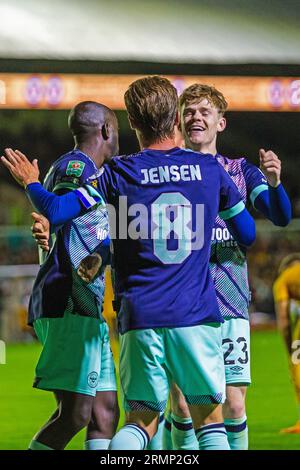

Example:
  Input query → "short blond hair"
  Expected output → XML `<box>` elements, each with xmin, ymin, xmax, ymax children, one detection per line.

<box><xmin>179</xmin><ymin>83</ymin><xmax>228</xmax><ymax>115</ymax></box>
<box><xmin>124</xmin><ymin>75</ymin><xmax>178</xmax><ymax>146</ymax></box>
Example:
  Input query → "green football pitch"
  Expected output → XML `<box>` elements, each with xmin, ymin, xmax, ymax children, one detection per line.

<box><xmin>0</xmin><ymin>329</ymin><xmax>300</xmax><ymax>450</ymax></box>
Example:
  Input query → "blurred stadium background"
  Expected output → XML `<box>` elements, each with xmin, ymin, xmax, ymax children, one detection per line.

<box><xmin>0</xmin><ymin>0</ymin><xmax>300</xmax><ymax>449</ymax></box>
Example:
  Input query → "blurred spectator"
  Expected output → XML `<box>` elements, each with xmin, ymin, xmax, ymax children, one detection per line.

<box><xmin>248</xmin><ymin>228</ymin><xmax>300</xmax><ymax>317</ymax></box>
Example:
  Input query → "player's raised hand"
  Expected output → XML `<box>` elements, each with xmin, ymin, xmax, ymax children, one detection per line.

<box><xmin>1</xmin><ymin>148</ymin><xmax>40</xmax><ymax>187</ymax></box>
<box><xmin>77</xmin><ymin>253</ymin><xmax>103</xmax><ymax>283</ymax></box>
<box><xmin>31</xmin><ymin>212</ymin><xmax>50</xmax><ymax>252</ymax></box>
<box><xmin>259</xmin><ymin>148</ymin><xmax>281</xmax><ymax>188</ymax></box>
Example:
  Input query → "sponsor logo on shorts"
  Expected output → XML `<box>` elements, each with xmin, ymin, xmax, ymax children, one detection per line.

<box><xmin>230</xmin><ymin>365</ymin><xmax>244</xmax><ymax>374</ymax></box>
<box><xmin>87</xmin><ymin>371</ymin><xmax>99</xmax><ymax>388</ymax></box>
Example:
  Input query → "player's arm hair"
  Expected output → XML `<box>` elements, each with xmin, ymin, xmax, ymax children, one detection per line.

<box><xmin>223</xmin><ymin>207</ymin><xmax>256</xmax><ymax>247</ymax></box>
<box><xmin>26</xmin><ymin>182</ymin><xmax>82</xmax><ymax>225</ymax></box>
<box><xmin>253</xmin><ymin>184</ymin><xmax>292</xmax><ymax>227</ymax></box>
<box><xmin>275</xmin><ymin>300</ymin><xmax>292</xmax><ymax>354</ymax></box>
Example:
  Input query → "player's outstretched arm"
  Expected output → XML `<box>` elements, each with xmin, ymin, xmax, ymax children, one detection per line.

<box><xmin>1</xmin><ymin>148</ymin><xmax>87</xmax><ymax>225</ymax></box>
<box><xmin>27</xmin><ymin>182</ymin><xmax>82</xmax><ymax>226</ymax></box>
<box><xmin>253</xmin><ymin>149</ymin><xmax>291</xmax><ymax>226</ymax></box>
<box><xmin>222</xmin><ymin>206</ymin><xmax>256</xmax><ymax>247</ymax></box>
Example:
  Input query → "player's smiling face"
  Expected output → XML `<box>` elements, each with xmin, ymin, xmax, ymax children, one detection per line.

<box><xmin>180</xmin><ymin>99</ymin><xmax>226</xmax><ymax>153</ymax></box>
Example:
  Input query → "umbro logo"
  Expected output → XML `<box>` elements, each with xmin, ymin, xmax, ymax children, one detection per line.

<box><xmin>230</xmin><ymin>366</ymin><xmax>244</xmax><ymax>372</ymax></box>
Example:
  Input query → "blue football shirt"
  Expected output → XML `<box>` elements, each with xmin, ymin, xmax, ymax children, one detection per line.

<box><xmin>75</xmin><ymin>147</ymin><xmax>245</xmax><ymax>333</ymax></box>
<box><xmin>28</xmin><ymin>149</ymin><xmax>110</xmax><ymax>325</ymax></box>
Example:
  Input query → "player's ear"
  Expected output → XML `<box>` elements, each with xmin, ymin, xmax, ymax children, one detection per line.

<box><xmin>217</xmin><ymin>116</ymin><xmax>226</xmax><ymax>133</ymax></box>
<box><xmin>102</xmin><ymin>123</ymin><xmax>109</xmax><ymax>141</ymax></box>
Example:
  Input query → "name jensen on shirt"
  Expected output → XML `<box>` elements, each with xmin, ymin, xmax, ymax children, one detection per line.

<box><xmin>140</xmin><ymin>164</ymin><xmax>202</xmax><ymax>184</ymax></box>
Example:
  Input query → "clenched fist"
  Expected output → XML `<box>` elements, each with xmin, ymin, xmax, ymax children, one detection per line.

<box><xmin>259</xmin><ymin>148</ymin><xmax>281</xmax><ymax>188</ymax></box>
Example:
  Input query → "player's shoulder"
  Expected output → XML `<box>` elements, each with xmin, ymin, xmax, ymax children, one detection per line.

<box><xmin>182</xmin><ymin>148</ymin><xmax>220</xmax><ymax>169</ymax></box>
<box><xmin>181</xmin><ymin>148</ymin><xmax>210</xmax><ymax>159</ymax></box>
<box><xmin>273</xmin><ymin>267</ymin><xmax>291</xmax><ymax>292</ymax></box>
<box><xmin>283</xmin><ymin>263</ymin><xmax>300</xmax><ymax>281</ymax></box>
<box><xmin>109</xmin><ymin>152</ymin><xmax>143</xmax><ymax>167</ymax></box>
<box><xmin>221</xmin><ymin>154</ymin><xmax>246</xmax><ymax>163</ymax></box>
<box><xmin>218</xmin><ymin>153</ymin><xmax>246</xmax><ymax>170</ymax></box>
<box><xmin>180</xmin><ymin>150</ymin><xmax>229</xmax><ymax>183</ymax></box>
<box><xmin>220</xmin><ymin>153</ymin><xmax>265</xmax><ymax>180</ymax></box>
<box><xmin>44</xmin><ymin>150</ymin><xmax>98</xmax><ymax>189</ymax></box>
<box><xmin>54</xmin><ymin>150</ymin><xmax>95</xmax><ymax>173</ymax></box>
<box><xmin>113</xmin><ymin>151</ymin><xmax>141</xmax><ymax>161</ymax></box>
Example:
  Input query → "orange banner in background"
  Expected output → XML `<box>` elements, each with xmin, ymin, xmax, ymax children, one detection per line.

<box><xmin>0</xmin><ymin>74</ymin><xmax>299</xmax><ymax>111</ymax></box>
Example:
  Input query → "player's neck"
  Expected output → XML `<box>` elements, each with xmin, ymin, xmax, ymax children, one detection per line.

<box><xmin>75</xmin><ymin>144</ymin><xmax>104</xmax><ymax>168</ymax></box>
<box><xmin>143</xmin><ymin>136</ymin><xmax>177</xmax><ymax>151</ymax></box>
<box><xmin>192</xmin><ymin>142</ymin><xmax>217</xmax><ymax>156</ymax></box>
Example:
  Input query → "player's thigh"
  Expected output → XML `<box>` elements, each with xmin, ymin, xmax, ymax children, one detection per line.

<box><xmin>119</xmin><ymin>328</ymin><xmax>169</xmax><ymax>413</ymax></box>
<box><xmin>33</xmin><ymin>313</ymin><xmax>107</xmax><ymax>396</ymax></box>
<box><xmin>33</xmin><ymin>315</ymin><xmax>76</xmax><ymax>392</ymax></box>
<box><xmin>166</xmin><ymin>323</ymin><xmax>225</xmax><ymax>406</ymax></box>
<box><xmin>221</xmin><ymin>317</ymin><xmax>251</xmax><ymax>386</ymax></box>
<box><xmin>170</xmin><ymin>382</ymin><xmax>190</xmax><ymax>418</ymax></box>
<box><xmin>92</xmin><ymin>390</ymin><xmax>119</xmax><ymax>417</ymax></box>
<box><xmin>57</xmin><ymin>390</ymin><xmax>94</xmax><ymax>423</ymax></box>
